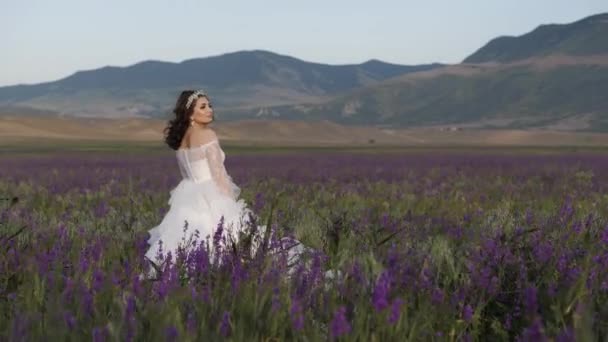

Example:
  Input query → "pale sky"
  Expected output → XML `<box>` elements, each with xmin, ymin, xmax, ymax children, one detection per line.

<box><xmin>1</xmin><ymin>0</ymin><xmax>607</xmax><ymax>86</ymax></box>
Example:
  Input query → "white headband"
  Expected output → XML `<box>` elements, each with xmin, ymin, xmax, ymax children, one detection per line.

<box><xmin>186</xmin><ymin>90</ymin><xmax>207</xmax><ymax>109</ymax></box>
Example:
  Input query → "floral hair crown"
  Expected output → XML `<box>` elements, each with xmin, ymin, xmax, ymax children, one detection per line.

<box><xmin>186</xmin><ymin>90</ymin><xmax>207</xmax><ymax>109</ymax></box>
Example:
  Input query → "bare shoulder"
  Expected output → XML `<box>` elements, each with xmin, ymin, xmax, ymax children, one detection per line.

<box><xmin>188</xmin><ymin>127</ymin><xmax>218</xmax><ymax>147</ymax></box>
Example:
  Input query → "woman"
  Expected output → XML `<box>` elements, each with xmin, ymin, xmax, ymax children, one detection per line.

<box><xmin>144</xmin><ymin>90</ymin><xmax>314</xmax><ymax>281</ymax></box>
<box><xmin>144</xmin><ymin>90</ymin><xmax>257</xmax><ymax>266</ymax></box>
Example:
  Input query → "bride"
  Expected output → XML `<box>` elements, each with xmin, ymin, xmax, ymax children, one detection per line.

<box><xmin>144</xmin><ymin>90</ymin><xmax>310</xmax><ymax>275</ymax></box>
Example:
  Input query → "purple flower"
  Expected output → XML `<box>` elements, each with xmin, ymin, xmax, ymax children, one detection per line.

<box><xmin>601</xmin><ymin>225</ymin><xmax>608</xmax><ymax>244</ymax></box>
<box><xmin>504</xmin><ymin>314</ymin><xmax>513</xmax><ymax>330</ymax></box>
<box><xmin>231</xmin><ymin>257</ymin><xmax>246</xmax><ymax>292</ymax></box>
<box><xmin>165</xmin><ymin>326</ymin><xmax>178</xmax><ymax>341</ymax></box>
<box><xmin>94</xmin><ymin>201</ymin><xmax>109</xmax><ymax>217</ymax></box>
<box><xmin>524</xmin><ymin>285</ymin><xmax>538</xmax><ymax>315</ymax></box>
<box><xmin>431</xmin><ymin>288</ymin><xmax>444</xmax><ymax>305</ymax></box>
<box><xmin>63</xmin><ymin>311</ymin><xmax>76</xmax><ymax>330</ymax></box>
<box><xmin>82</xmin><ymin>289</ymin><xmax>95</xmax><ymax>318</ymax></box>
<box><xmin>462</xmin><ymin>304</ymin><xmax>474</xmax><ymax>323</ymax></box>
<box><xmin>213</xmin><ymin>216</ymin><xmax>225</xmax><ymax>259</ymax></box>
<box><xmin>155</xmin><ymin>279</ymin><xmax>169</xmax><ymax>301</ymax></box>
<box><xmin>91</xmin><ymin>241</ymin><xmax>103</xmax><ymax>262</ymax></box>
<box><xmin>254</xmin><ymin>192</ymin><xmax>265</xmax><ymax>211</ymax></box>
<box><xmin>525</xmin><ymin>209</ymin><xmax>534</xmax><ymax>225</ymax></box>
<box><xmin>476</xmin><ymin>266</ymin><xmax>492</xmax><ymax>291</ymax></box>
<box><xmin>386</xmin><ymin>243</ymin><xmax>399</xmax><ymax>271</ymax></box>
<box><xmin>78</xmin><ymin>256</ymin><xmax>90</xmax><ymax>273</ymax></box>
<box><xmin>125</xmin><ymin>296</ymin><xmax>137</xmax><ymax>341</ymax></box>
<box><xmin>201</xmin><ymin>285</ymin><xmax>211</xmax><ymax>303</ymax></box>
<box><xmin>132</xmin><ymin>275</ymin><xmax>143</xmax><ymax>297</ymax></box>
<box><xmin>220</xmin><ymin>311</ymin><xmax>231</xmax><ymax>337</ymax></box>
<box><xmin>555</xmin><ymin>326</ymin><xmax>574</xmax><ymax>342</ymax></box>
<box><xmin>294</xmin><ymin>264</ymin><xmax>309</xmax><ymax>299</ymax></box>
<box><xmin>93</xmin><ymin>326</ymin><xmax>109</xmax><ymax>342</ymax></box>
<box><xmin>290</xmin><ymin>298</ymin><xmax>305</xmax><ymax>331</ymax></box>
<box><xmin>520</xmin><ymin>317</ymin><xmax>547</xmax><ymax>342</ymax></box>
<box><xmin>489</xmin><ymin>276</ymin><xmax>500</xmax><ymax>296</ymax></box>
<box><xmin>557</xmin><ymin>254</ymin><xmax>569</xmax><ymax>274</ymax></box>
<box><xmin>125</xmin><ymin>295</ymin><xmax>136</xmax><ymax>319</ymax></box>
<box><xmin>533</xmin><ymin>242</ymin><xmax>553</xmax><ymax>264</ymax></box>
<box><xmin>388</xmin><ymin>298</ymin><xmax>404</xmax><ymax>325</ymax></box>
<box><xmin>571</xmin><ymin>220</ymin><xmax>583</xmax><ymax>234</ymax></box>
<box><xmin>271</xmin><ymin>286</ymin><xmax>281</xmax><ymax>313</ymax></box>
<box><xmin>186</xmin><ymin>310</ymin><xmax>197</xmax><ymax>334</ymax></box>
<box><xmin>372</xmin><ymin>271</ymin><xmax>391</xmax><ymax>311</ymax></box>
<box><xmin>92</xmin><ymin>268</ymin><xmax>104</xmax><ymax>292</ymax></box>
<box><xmin>135</xmin><ymin>234</ymin><xmax>150</xmax><ymax>256</ymax></box>
<box><xmin>329</xmin><ymin>306</ymin><xmax>351</xmax><ymax>340</ymax></box>
<box><xmin>349</xmin><ymin>261</ymin><xmax>365</xmax><ymax>285</ymax></box>
<box><xmin>309</xmin><ymin>251</ymin><xmax>324</xmax><ymax>285</ymax></box>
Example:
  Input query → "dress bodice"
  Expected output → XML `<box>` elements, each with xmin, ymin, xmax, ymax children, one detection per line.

<box><xmin>175</xmin><ymin>139</ymin><xmax>239</xmax><ymax>199</ymax></box>
<box><xmin>176</xmin><ymin>140</ymin><xmax>226</xmax><ymax>183</ymax></box>
<box><xmin>176</xmin><ymin>139</ymin><xmax>225</xmax><ymax>183</ymax></box>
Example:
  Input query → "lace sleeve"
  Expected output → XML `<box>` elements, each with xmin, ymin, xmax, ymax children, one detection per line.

<box><xmin>206</xmin><ymin>141</ymin><xmax>241</xmax><ymax>200</ymax></box>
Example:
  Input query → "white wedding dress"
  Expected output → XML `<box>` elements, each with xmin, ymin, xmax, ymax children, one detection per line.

<box><xmin>144</xmin><ymin>138</ymin><xmax>314</xmax><ymax>272</ymax></box>
<box><xmin>145</xmin><ymin>138</ymin><xmax>257</xmax><ymax>264</ymax></box>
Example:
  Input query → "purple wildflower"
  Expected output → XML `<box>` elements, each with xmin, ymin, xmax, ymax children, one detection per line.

<box><xmin>92</xmin><ymin>326</ymin><xmax>109</xmax><ymax>342</ymax></box>
<box><xmin>388</xmin><ymin>298</ymin><xmax>404</xmax><ymax>325</ymax></box>
<box><xmin>290</xmin><ymin>298</ymin><xmax>305</xmax><ymax>331</ymax></box>
<box><xmin>165</xmin><ymin>326</ymin><xmax>178</xmax><ymax>341</ymax></box>
<box><xmin>372</xmin><ymin>271</ymin><xmax>391</xmax><ymax>311</ymax></box>
<box><xmin>556</xmin><ymin>326</ymin><xmax>575</xmax><ymax>342</ymax></box>
<box><xmin>63</xmin><ymin>311</ymin><xmax>76</xmax><ymax>330</ymax></box>
<box><xmin>520</xmin><ymin>317</ymin><xmax>547</xmax><ymax>342</ymax></box>
<box><xmin>462</xmin><ymin>304</ymin><xmax>474</xmax><ymax>323</ymax></box>
<box><xmin>601</xmin><ymin>225</ymin><xmax>608</xmax><ymax>244</ymax></box>
<box><xmin>220</xmin><ymin>311</ymin><xmax>231</xmax><ymax>337</ymax></box>
<box><xmin>431</xmin><ymin>287</ymin><xmax>444</xmax><ymax>305</ymax></box>
<box><xmin>329</xmin><ymin>306</ymin><xmax>351</xmax><ymax>340</ymax></box>
<box><xmin>186</xmin><ymin>310</ymin><xmax>197</xmax><ymax>334</ymax></box>
<box><xmin>91</xmin><ymin>268</ymin><xmax>104</xmax><ymax>292</ymax></box>
<box><xmin>524</xmin><ymin>285</ymin><xmax>538</xmax><ymax>316</ymax></box>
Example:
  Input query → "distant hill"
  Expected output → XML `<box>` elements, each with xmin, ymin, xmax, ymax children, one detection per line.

<box><xmin>261</xmin><ymin>59</ymin><xmax>608</xmax><ymax>131</ymax></box>
<box><xmin>244</xmin><ymin>13</ymin><xmax>608</xmax><ymax>131</ymax></box>
<box><xmin>0</xmin><ymin>50</ymin><xmax>441</xmax><ymax>118</ymax></box>
<box><xmin>464</xmin><ymin>13</ymin><xmax>608</xmax><ymax>63</ymax></box>
<box><xmin>1</xmin><ymin>13</ymin><xmax>608</xmax><ymax>132</ymax></box>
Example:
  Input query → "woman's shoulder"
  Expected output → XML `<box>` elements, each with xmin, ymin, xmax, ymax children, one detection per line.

<box><xmin>189</xmin><ymin>128</ymin><xmax>218</xmax><ymax>147</ymax></box>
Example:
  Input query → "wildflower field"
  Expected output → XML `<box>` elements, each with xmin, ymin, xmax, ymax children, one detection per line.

<box><xmin>1</xmin><ymin>145</ymin><xmax>607</xmax><ymax>341</ymax></box>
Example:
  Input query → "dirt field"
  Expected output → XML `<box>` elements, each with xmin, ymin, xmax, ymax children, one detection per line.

<box><xmin>1</xmin><ymin>115</ymin><xmax>607</xmax><ymax>148</ymax></box>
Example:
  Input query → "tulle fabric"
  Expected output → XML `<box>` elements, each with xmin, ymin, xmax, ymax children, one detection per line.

<box><xmin>145</xmin><ymin>177</ymin><xmax>253</xmax><ymax>263</ymax></box>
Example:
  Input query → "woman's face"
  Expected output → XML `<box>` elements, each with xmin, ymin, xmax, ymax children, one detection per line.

<box><xmin>190</xmin><ymin>96</ymin><xmax>214</xmax><ymax>125</ymax></box>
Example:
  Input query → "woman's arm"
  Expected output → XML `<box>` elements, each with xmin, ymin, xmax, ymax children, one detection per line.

<box><xmin>206</xmin><ymin>141</ymin><xmax>238</xmax><ymax>200</ymax></box>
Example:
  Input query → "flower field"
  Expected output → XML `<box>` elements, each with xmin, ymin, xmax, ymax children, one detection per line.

<box><xmin>1</xmin><ymin>148</ymin><xmax>607</xmax><ymax>341</ymax></box>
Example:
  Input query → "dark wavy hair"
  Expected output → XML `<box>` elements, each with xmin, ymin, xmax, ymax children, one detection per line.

<box><xmin>163</xmin><ymin>90</ymin><xmax>209</xmax><ymax>150</ymax></box>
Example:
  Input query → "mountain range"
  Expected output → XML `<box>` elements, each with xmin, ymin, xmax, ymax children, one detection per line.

<box><xmin>0</xmin><ymin>12</ymin><xmax>607</xmax><ymax>131</ymax></box>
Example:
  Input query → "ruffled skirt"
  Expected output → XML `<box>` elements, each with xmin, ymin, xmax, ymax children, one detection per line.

<box><xmin>143</xmin><ymin>178</ymin><xmax>319</xmax><ymax>282</ymax></box>
<box><xmin>145</xmin><ymin>178</ymin><xmax>254</xmax><ymax>263</ymax></box>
